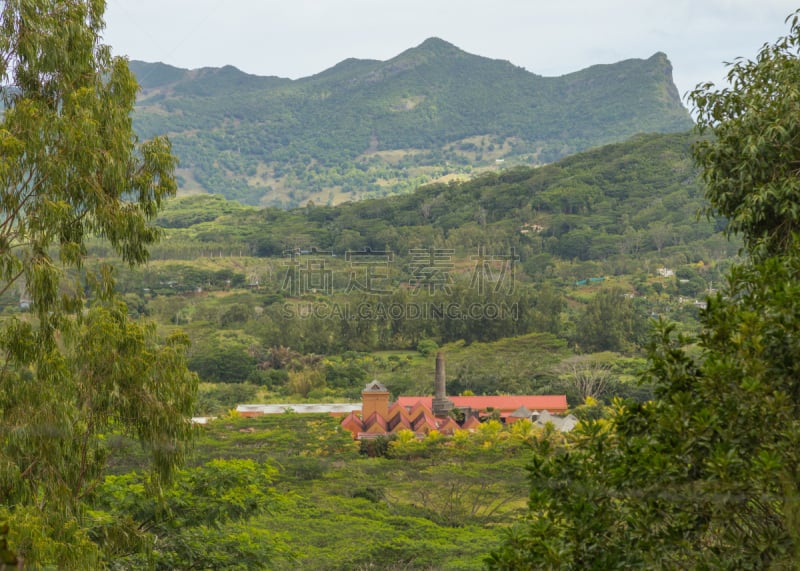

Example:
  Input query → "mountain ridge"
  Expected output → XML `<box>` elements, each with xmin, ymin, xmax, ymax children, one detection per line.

<box><xmin>128</xmin><ymin>38</ymin><xmax>693</xmax><ymax>207</ymax></box>
<box><xmin>131</xmin><ymin>36</ymin><xmax>526</xmax><ymax>85</ymax></box>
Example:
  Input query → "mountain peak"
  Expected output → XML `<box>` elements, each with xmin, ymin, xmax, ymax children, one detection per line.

<box><xmin>416</xmin><ymin>37</ymin><xmax>460</xmax><ymax>52</ymax></box>
<box><xmin>392</xmin><ymin>37</ymin><xmax>467</xmax><ymax>62</ymax></box>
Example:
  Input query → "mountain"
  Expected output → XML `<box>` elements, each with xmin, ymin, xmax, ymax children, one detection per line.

<box><xmin>129</xmin><ymin>39</ymin><xmax>693</xmax><ymax>207</ymax></box>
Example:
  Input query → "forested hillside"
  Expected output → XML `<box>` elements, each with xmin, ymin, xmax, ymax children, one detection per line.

<box><xmin>66</xmin><ymin>131</ymin><xmax>739</xmax><ymax>410</ymax></box>
<box><xmin>145</xmin><ymin>131</ymin><xmax>723</xmax><ymax>265</ymax></box>
<box><xmin>129</xmin><ymin>39</ymin><xmax>693</xmax><ymax>206</ymax></box>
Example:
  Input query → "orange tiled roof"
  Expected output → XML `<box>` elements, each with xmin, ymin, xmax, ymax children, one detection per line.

<box><xmin>407</xmin><ymin>400</ymin><xmax>430</xmax><ymax>419</ymax></box>
<box><xmin>395</xmin><ymin>395</ymin><xmax>568</xmax><ymax>413</ymax></box>
<box><xmin>363</xmin><ymin>411</ymin><xmax>388</xmax><ymax>433</ymax></box>
<box><xmin>411</xmin><ymin>409</ymin><xmax>438</xmax><ymax>433</ymax></box>
<box><xmin>341</xmin><ymin>411</ymin><xmax>365</xmax><ymax>439</ymax></box>
<box><xmin>461</xmin><ymin>415</ymin><xmax>482</xmax><ymax>431</ymax></box>
<box><xmin>342</xmin><ymin>394</ymin><xmax>568</xmax><ymax>439</ymax></box>
<box><xmin>436</xmin><ymin>417</ymin><xmax>460</xmax><ymax>435</ymax></box>
<box><xmin>388</xmin><ymin>414</ymin><xmax>412</xmax><ymax>433</ymax></box>
<box><xmin>388</xmin><ymin>401</ymin><xmax>411</xmax><ymax>421</ymax></box>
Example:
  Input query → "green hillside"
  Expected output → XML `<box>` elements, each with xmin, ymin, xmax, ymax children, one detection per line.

<box><xmin>129</xmin><ymin>39</ymin><xmax>693</xmax><ymax>206</ymax></box>
<box><xmin>146</xmin><ymin>131</ymin><xmax>723</xmax><ymax>265</ymax></box>
<box><xmin>75</xmin><ymin>131</ymin><xmax>737</xmax><ymax>406</ymax></box>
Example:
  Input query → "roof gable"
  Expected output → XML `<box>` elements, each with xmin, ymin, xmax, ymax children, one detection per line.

<box><xmin>363</xmin><ymin>411</ymin><xmax>388</xmax><ymax>432</ymax></box>
<box><xmin>412</xmin><ymin>410</ymin><xmax>438</xmax><ymax>433</ymax></box>
<box><xmin>388</xmin><ymin>401</ymin><xmax>411</xmax><ymax>422</ymax></box>
<box><xmin>340</xmin><ymin>412</ymin><xmax>365</xmax><ymax>438</ymax></box>
<box><xmin>436</xmin><ymin>417</ymin><xmax>460</xmax><ymax>435</ymax></box>
<box><xmin>510</xmin><ymin>405</ymin><xmax>533</xmax><ymax>418</ymax></box>
<box><xmin>389</xmin><ymin>415</ymin><xmax>412</xmax><ymax>433</ymax></box>
<box><xmin>363</xmin><ymin>380</ymin><xmax>389</xmax><ymax>392</ymax></box>
<box><xmin>461</xmin><ymin>415</ymin><xmax>482</xmax><ymax>431</ymax></box>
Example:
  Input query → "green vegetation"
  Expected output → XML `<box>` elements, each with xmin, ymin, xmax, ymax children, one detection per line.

<box><xmin>49</xmin><ymin>130</ymin><xmax>733</xmax><ymax>410</ymax></box>
<box><xmin>93</xmin><ymin>413</ymin><xmax>554</xmax><ymax>570</ymax></box>
<box><xmin>129</xmin><ymin>42</ymin><xmax>692</xmax><ymax>206</ymax></box>
<box><xmin>488</xmin><ymin>12</ymin><xmax>800</xmax><ymax>569</ymax></box>
<box><xmin>141</xmin><ymin>131</ymin><xmax>728</xmax><ymax>266</ymax></box>
<box><xmin>0</xmin><ymin>1</ymin><xmax>196</xmax><ymax>567</ymax></box>
<box><xmin>5</xmin><ymin>1</ymin><xmax>796</xmax><ymax>568</ymax></box>
<box><xmin>66</xmin><ymin>130</ymin><xmax>729</xmax><ymax>409</ymax></box>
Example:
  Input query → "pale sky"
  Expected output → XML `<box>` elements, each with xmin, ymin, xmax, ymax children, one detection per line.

<box><xmin>104</xmin><ymin>1</ymin><xmax>799</xmax><ymax>105</ymax></box>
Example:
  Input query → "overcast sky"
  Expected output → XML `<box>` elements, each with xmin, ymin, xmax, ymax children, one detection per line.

<box><xmin>104</xmin><ymin>1</ymin><xmax>799</xmax><ymax>105</ymax></box>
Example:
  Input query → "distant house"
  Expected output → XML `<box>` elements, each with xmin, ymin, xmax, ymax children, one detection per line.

<box><xmin>340</xmin><ymin>352</ymin><xmax>570</xmax><ymax>440</ymax></box>
<box><xmin>532</xmin><ymin>410</ymin><xmax>578</xmax><ymax>432</ymax></box>
<box><xmin>657</xmin><ymin>267</ymin><xmax>674</xmax><ymax>277</ymax></box>
<box><xmin>519</xmin><ymin>223</ymin><xmax>545</xmax><ymax>235</ymax></box>
<box><xmin>393</xmin><ymin>395</ymin><xmax>568</xmax><ymax>422</ymax></box>
<box><xmin>340</xmin><ymin>380</ymin><xmax>480</xmax><ymax>440</ymax></box>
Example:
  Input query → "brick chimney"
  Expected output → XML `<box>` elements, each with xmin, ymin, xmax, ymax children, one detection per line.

<box><xmin>432</xmin><ymin>351</ymin><xmax>454</xmax><ymax>417</ymax></box>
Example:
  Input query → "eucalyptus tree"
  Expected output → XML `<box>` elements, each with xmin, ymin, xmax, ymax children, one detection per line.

<box><xmin>0</xmin><ymin>1</ymin><xmax>196</xmax><ymax>566</ymax></box>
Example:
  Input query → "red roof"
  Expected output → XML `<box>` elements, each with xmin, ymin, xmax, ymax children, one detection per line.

<box><xmin>340</xmin><ymin>412</ymin><xmax>364</xmax><ymax>438</ymax></box>
<box><xmin>412</xmin><ymin>410</ymin><xmax>438</xmax><ymax>432</ymax></box>
<box><xmin>395</xmin><ymin>395</ymin><xmax>568</xmax><ymax>413</ymax></box>
<box><xmin>436</xmin><ymin>417</ymin><xmax>460</xmax><ymax>435</ymax></box>
<box><xmin>341</xmin><ymin>394</ymin><xmax>568</xmax><ymax>439</ymax></box>
<box><xmin>363</xmin><ymin>411</ymin><xmax>388</xmax><ymax>432</ymax></box>
<box><xmin>388</xmin><ymin>414</ymin><xmax>411</xmax><ymax>433</ymax></box>
<box><xmin>461</xmin><ymin>415</ymin><xmax>482</xmax><ymax>431</ymax></box>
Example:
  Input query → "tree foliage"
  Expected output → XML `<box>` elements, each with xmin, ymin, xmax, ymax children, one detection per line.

<box><xmin>95</xmin><ymin>459</ymin><xmax>281</xmax><ymax>570</ymax></box>
<box><xmin>575</xmin><ymin>286</ymin><xmax>646</xmax><ymax>352</ymax></box>
<box><xmin>692</xmin><ymin>11</ymin><xmax>800</xmax><ymax>258</ymax></box>
<box><xmin>0</xmin><ymin>1</ymin><xmax>196</xmax><ymax>566</ymax></box>
<box><xmin>556</xmin><ymin>357</ymin><xmax>615</xmax><ymax>404</ymax></box>
<box><xmin>489</xmin><ymin>11</ymin><xmax>800</xmax><ymax>570</ymax></box>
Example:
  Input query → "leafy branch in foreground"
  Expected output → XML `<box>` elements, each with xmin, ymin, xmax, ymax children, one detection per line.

<box><xmin>489</xmin><ymin>10</ymin><xmax>800</xmax><ymax>570</ymax></box>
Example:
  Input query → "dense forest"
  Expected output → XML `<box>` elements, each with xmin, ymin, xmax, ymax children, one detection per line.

<box><xmin>129</xmin><ymin>41</ymin><xmax>692</xmax><ymax>206</ymax></box>
<box><xmin>58</xmin><ymin>131</ymin><xmax>737</xmax><ymax>414</ymax></box>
